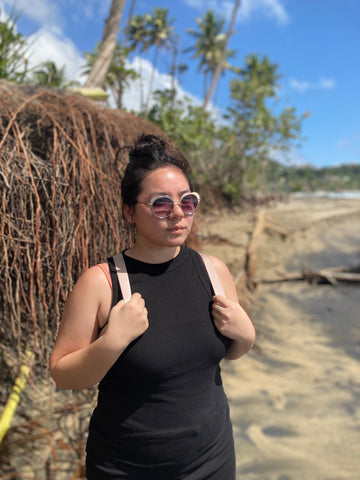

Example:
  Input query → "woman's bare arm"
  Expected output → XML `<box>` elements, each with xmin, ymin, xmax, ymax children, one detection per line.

<box><xmin>209</xmin><ymin>255</ymin><xmax>256</xmax><ymax>360</ymax></box>
<box><xmin>50</xmin><ymin>267</ymin><xmax>148</xmax><ymax>389</ymax></box>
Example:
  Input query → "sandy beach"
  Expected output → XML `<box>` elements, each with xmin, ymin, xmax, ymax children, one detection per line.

<box><xmin>2</xmin><ymin>196</ymin><xmax>360</xmax><ymax>480</ymax></box>
<box><xmin>200</xmin><ymin>196</ymin><xmax>360</xmax><ymax>480</ymax></box>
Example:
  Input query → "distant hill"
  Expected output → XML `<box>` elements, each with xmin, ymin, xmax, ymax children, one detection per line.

<box><xmin>266</xmin><ymin>161</ymin><xmax>360</xmax><ymax>192</ymax></box>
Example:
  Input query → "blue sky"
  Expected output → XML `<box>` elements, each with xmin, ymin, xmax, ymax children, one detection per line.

<box><xmin>1</xmin><ymin>0</ymin><xmax>359</xmax><ymax>168</ymax></box>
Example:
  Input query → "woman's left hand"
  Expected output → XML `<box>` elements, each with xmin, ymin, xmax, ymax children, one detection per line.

<box><xmin>211</xmin><ymin>294</ymin><xmax>253</xmax><ymax>343</ymax></box>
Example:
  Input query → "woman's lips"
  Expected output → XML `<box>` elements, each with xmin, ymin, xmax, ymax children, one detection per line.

<box><xmin>168</xmin><ymin>225</ymin><xmax>185</xmax><ymax>234</ymax></box>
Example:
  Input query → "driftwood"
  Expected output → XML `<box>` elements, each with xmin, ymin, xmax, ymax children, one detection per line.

<box><xmin>258</xmin><ymin>265</ymin><xmax>360</xmax><ymax>285</ymax></box>
<box><xmin>197</xmin><ymin>232</ymin><xmax>246</xmax><ymax>248</ymax></box>
<box><xmin>245</xmin><ymin>211</ymin><xmax>288</xmax><ymax>291</ymax></box>
<box><xmin>303</xmin><ymin>267</ymin><xmax>360</xmax><ymax>284</ymax></box>
<box><xmin>245</xmin><ymin>211</ymin><xmax>266</xmax><ymax>291</ymax></box>
<box><xmin>243</xmin><ymin>209</ymin><xmax>359</xmax><ymax>288</ymax></box>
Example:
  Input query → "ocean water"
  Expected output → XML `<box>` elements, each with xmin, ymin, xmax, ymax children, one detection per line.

<box><xmin>290</xmin><ymin>190</ymin><xmax>360</xmax><ymax>200</ymax></box>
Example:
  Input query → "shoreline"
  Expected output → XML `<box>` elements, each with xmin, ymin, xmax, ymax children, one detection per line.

<box><xmin>289</xmin><ymin>190</ymin><xmax>360</xmax><ymax>199</ymax></box>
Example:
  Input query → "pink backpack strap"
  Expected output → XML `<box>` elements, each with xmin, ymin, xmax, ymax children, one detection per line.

<box><xmin>199</xmin><ymin>252</ymin><xmax>225</xmax><ymax>297</ymax></box>
<box><xmin>111</xmin><ymin>252</ymin><xmax>224</xmax><ymax>302</ymax></box>
<box><xmin>96</xmin><ymin>263</ymin><xmax>112</xmax><ymax>287</ymax></box>
<box><xmin>113</xmin><ymin>253</ymin><xmax>132</xmax><ymax>303</ymax></box>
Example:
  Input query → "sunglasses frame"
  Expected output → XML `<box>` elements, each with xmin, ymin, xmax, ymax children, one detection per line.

<box><xmin>138</xmin><ymin>192</ymin><xmax>200</xmax><ymax>219</ymax></box>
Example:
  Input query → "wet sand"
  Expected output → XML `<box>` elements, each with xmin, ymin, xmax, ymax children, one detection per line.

<box><xmin>200</xmin><ymin>196</ymin><xmax>360</xmax><ymax>480</ymax></box>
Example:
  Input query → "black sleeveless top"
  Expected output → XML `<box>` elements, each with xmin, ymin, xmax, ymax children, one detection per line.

<box><xmin>86</xmin><ymin>247</ymin><xmax>235</xmax><ymax>479</ymax></box>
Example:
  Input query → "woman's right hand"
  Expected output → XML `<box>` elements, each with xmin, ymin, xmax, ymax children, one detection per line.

<box><xmin>102</xmin><ymin>293</ymin><xmax>149</xmax><ymax>348</ymax></box>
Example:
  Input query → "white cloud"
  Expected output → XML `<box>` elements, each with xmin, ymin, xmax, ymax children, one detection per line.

<box><xmin>0</xmin><ymin>0</ymin><xmax>85</xmax><ymax>82</ymax></box>
<box><xmin>121</xmin><ymin>56</ymin><xmax>203</xmax><ymax>112</ymax></box>
<box><xmin>288</xmin><ymin>79</ymin><xmax>311</xmax><ymax>93</ymax></box>
<box><xmin>182</xmin><ymin>0</ymin><xmax>289</xmax><ymax>25</ymax></box>
<box><xmin>26</xmin><ymin>29</ymin><xmax>84</xmax><ymax>82</ymax></box>
<box><xmin>58</xmin><ymin>0</ymin><xmax>111</xmax><ymax>23</ymax></box>
<box><xmin>1</xmin><ymin>0</ymin><xmax>63</xmax><ymax>32</ymax></box>
<box><xmin>336</xmin><ymin>139</ymin><xmax>350</xmax><ymax>150</ymax></box>
<box><xmin>318</xmin><ymin>77</ymin><xmax>336</xmax><ymax>90</ymax></box>
<box><xmin>0</xmin><ymin>0</ymin><xmax>111</xmax><ymax>33</ymax></box>
<box><xmin>240</xmin><ymin>0</ymin><xmax>289</xmax><ymax>24</ymax></box>
<box><xmin>289</xmin><ymin>77</ymin><xmax>336</xmax><ymax>93</ymax></box>
<box><xmin>336</xmin><ymin>134</ymin><xmax>360</xmax><ymax>151</ymax></box>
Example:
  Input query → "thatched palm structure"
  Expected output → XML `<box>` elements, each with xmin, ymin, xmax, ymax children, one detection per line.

<box><xmin>0</xmin><ymin>81</ymin><xmax>167</xmax><ymax>383</ymax></box>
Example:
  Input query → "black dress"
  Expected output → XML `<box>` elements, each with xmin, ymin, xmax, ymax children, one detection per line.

<box><xmin>86</xmin><ymin>246</ymin><xmax>236</xmax><ymax>479</ymax></box>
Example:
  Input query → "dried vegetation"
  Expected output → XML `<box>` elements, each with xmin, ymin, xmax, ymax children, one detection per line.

<box><xmin>0</xmin><ymin>80</ymin><xmax>167</xmax><ymax>384</ymax></box>
<box><xmin>0</xmin><ymin>80</ymin><xmax>171</xmax><ymax>477</ymax></box>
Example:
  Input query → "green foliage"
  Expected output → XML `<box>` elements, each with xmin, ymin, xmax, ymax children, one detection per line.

<box><xmin>146</xmin><ymin>88</ymin><xmax>217</xmax><ymax>153</ymax></box>
<box><xmin>82</xmin><ymin>42</ymin><xmax>138</xmax><ymax>108</ymax></box>
<box><xmin>0</xmin><ymin>7</ymin><xmax>29</xmax><ymax>82</ymax></box>
<box><xmin>184</xmin><ymin>10</ymin><xmax>238</xmax><ymax>99</ymax></box>
<box><xmin>144</xmin><ymin>8</ymin><xmax>176</xmax><ymax>112</ymax></box>
<box><xmin>2</xmin><ymin>4</ymin><xmax>311</xmax><ymax>204</ymax></box>
<box><xmin>220</xmin><ymin>181</ymin><xmax>243</xmax><ymax>202</ymax></box>
<box><xmin>29</xmin><ymin>60</ymin><xmax>79</xmax><ymax>88</ymax></box>
<box><xmin>126</xmin><ymin>9</ymin><xmax>176</xmax><ymax>112</ymax></box>
<box><xmin>223</xmin><ymin>53</ymin><xmax>302</xmax><ymax>198</ymax></box>
<box><xmin>126</xmin><ymin>13</ymin><xmax>153</xmax><ymax>53</ymax></box>
<box><xmin>147</xmin><ymin>8</ymin><xmax>175</xmax><ymax>50</ymax></box>
<box><xmin>267</xmin><ymin>162</ymin><xmax>360</xmax><ymax>193</ymax></box>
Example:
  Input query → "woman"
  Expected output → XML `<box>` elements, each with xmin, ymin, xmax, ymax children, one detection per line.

<box><xmin>50</xmin><ymin>134</ymin><xmax>255</xmax><ymax>479</ymax></box>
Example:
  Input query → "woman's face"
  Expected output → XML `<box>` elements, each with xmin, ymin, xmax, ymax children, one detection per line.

<box><xmin>124</xmin><ymin>166</ymin><xmax>195</xmax><ymax>250</ymax></box>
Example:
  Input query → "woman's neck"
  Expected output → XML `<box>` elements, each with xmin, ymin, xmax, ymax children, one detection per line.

<box><xmin>124</xmin><ymin>244</ymin><xmax>181</xmax><ymax>264</ymax></box>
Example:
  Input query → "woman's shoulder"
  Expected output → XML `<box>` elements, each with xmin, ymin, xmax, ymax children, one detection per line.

<box><xmin>72</xmin><ymin>263</ymin><xmax>112</xmax><ymax>295</ymax></box>
<box><xmin>187</xmin><ymin>248</ymin><xmax>229</xmax><ymax>274</ymax></box>
<box><xmin>93</xmin><ymin>262</ymin><xmax>112</xmax><ymax>287</ymax></box>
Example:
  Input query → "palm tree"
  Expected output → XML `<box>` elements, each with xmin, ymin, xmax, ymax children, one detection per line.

<box><xmin>127</xmin><ymin>13</ymin><xmax>152</xmax><ymax>110</ymax></box>
<box><xmin>0</xmin><ymin>6</ymin><xmax>29</xmax><ymax>82</ymax></box>
<box><xmin>123</xmin><ymin>0</ymin><xmax>137</xmax><ymax>47</ymax></box>
<box><xmin>83</xmin><ymin>0</ymin><xmax>126</xmax><ymax>89</ymax></box>
<box><xmin>227</xmin><ymin>53</ymin><xmax>282</xmax><ymax>192</ymax></box>
<box><xmin>203</xmin><ymin>0</ymin><xmax>241</xmax><ymax>110</ymax></box>
<box><xmin>168</xmin><ymin>37</ymin><xmax>188</xmax><ymax>104</ymax></box>
<box><xmin>185</xmin><ymin>10</ymin><xmax>237</xmax><ymax>107</ymax></box>
<box><xmin>82</xmin><ymin>42</ymin><xmax>138</xmax><ymax>108</ymax></box>
<box><xmin>31</xmin><ymin>61</ymin><xmax>68</xmax><ymax>87</ymax></box>
<box><xmin>144</xmin><ymin>8</ymin><xmax>175</xmax><ymax>113</ymax></box>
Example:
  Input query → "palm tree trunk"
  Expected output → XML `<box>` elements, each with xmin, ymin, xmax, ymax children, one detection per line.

<box><xmin>124</xmin><ymin>0</ymin><xmax>136</xmax><ymax>47</ymax></box>
<box><xmin>84</xmin><ymin>0</ymin><xmax>126</xmax><ymax>89</ymax></box>
<box><xmin>202</xmin><ymin>0</ymin><xmax>241</xmax><ymax>111</ymax></box>
<box><xmin>138</xmin><ymin>57</ymin><xmax>145</xmax><ymax>110</ymax></box>
<box><xmin>145</xmin><ymin>47</ymin><xmax>159</xmax><ymax>114</ymax></box>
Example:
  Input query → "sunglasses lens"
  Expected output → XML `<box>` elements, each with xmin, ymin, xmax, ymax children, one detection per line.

<box><xmin>151</xmin><ymin>197</ymin><xmax>173</xmax><ymax>218</ymax></box>
<box><xmin>181</xmin><ymin>194</ymin><xmax>199</xmax><ymax>215</ymax></box>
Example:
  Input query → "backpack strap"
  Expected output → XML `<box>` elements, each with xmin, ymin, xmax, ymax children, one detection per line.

<box><xmin>199</xmin><ymin>252</ymin><xmax>225</xmax><ymax>297</ymax></box>
<box><xmin>113</xmin><ymin>253</ymin><xmax>132</xmax><ymax>303</ymax></box>
<box><xmin>112</xmin><ymin>251</ymin><xmax>225</xmax><ymax>302</ymax></box>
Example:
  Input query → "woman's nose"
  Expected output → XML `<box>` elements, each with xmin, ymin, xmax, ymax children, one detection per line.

<box><xmin>169</xmin><ymin>201</ymin><xmax>184</xmax><ymax>218</ymax></box>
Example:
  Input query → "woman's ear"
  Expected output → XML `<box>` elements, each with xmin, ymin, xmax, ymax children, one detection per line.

<box><xmin>123</xmin><ymin>204</ymin><xmax>135</xmax><ymax>224</ymax></box>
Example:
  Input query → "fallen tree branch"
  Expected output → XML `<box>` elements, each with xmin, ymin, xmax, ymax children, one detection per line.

<box><xmin>245</xmin><ymin>211</ymin><xmax>288</xmax><ymax>291</ymax></box>
<box><xmin>264</xmin><ymin>220</ymin><xmax>288</xmax><ymax>238</ymax></box>
<box><xmin>197</xmin><ymin>232</ymin><xmax>246</xmax><ymax>248</ymax></box>
<box><xmin>245</xmin><ymin>211</ymin><xmax>266</xmax><ymax>291</ymax></box>
<box><xmin>258</xmin><ymin>265</ymin><xmax>360</xmax><ymax>285</ymax></box>
<box><xmin>303</xmin><ymin>268</ymin><xmax>360</xmax><ymax>284</ymax></box>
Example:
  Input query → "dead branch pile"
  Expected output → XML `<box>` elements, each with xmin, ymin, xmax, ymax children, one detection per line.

<box><xmin>0</xmin><ymin>381</ymin><xmax>95</xmax><ymax>480</ymax></box>
<box><xmin>0</xmin><ymin>80</ymin><xmax>165</xmax><ymax>384</ymax></box>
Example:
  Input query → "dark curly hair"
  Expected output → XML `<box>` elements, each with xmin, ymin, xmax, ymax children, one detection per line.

<box><xmin>120</xmin><ymin>134</ymin><xmax>193</xmax><ymax>207</ymax></box>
